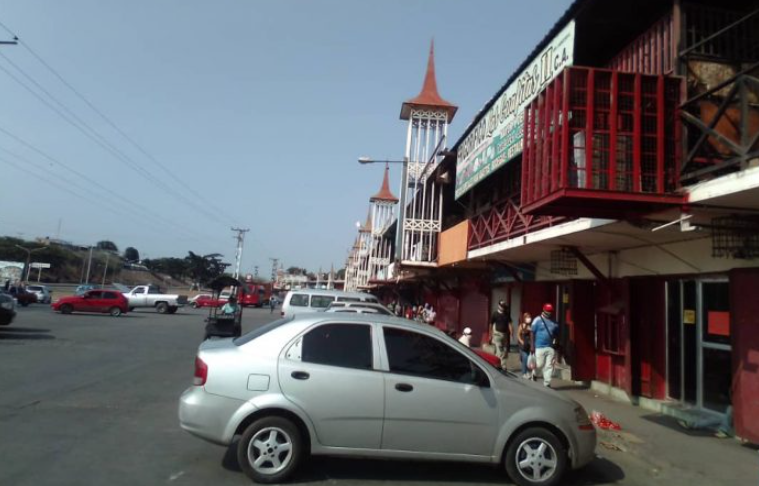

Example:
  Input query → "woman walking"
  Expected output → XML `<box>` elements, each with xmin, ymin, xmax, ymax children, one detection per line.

<box><xmin>517</xmin><ymin>312</ymin><xmax>533</xmax><ymax>379</ymax></box>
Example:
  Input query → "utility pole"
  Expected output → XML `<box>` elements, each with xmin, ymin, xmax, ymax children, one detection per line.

<box><xmin>85</xmin><ymin>246</ymin><xmax>94</xmax><ymax>284</ymax></box>
<box><xmin>102</xmin><ymin>253</ymin><xmax>110</xmax><ymax>288</ymax></box>
<box><xmin>14</xmin><ymin>245</ymin><xmax>44</xmax><ymax>283</ymax></box>
<box><xmin>269</xmin><ymin>257</ymin><xmax>279</xmax><ymax>286</ymax></box>
<box><xmin>230</xmin><ymin>227</ymin><xmax>250</xmax><ymax>280</ymax></box>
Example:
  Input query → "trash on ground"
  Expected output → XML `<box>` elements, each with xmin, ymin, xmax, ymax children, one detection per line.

<box><xmin>591</xmin><ymin>410</ymin><xmax>622</xmax><ymax>430</ymax></box>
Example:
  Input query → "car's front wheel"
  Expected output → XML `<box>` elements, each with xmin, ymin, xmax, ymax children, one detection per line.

<box><xmin>109</xmin><ymin>306</ymin><xmax>122</xmax><ymax>317</ymax></box>
<box><xmin>59</xmin><ymin>304</ymin><xmax>73</xmax><ymax>314</ymax></box>
<box><xmin>237</xmin><ymin>416</ymin><xmax>304</xmax><ymax>484</ymax></box>
<box><xmin>156</xmin><ymin>302</ymin><xmax>169</xmax><ymax>314</ymax></box>
<box><xmin>505</xmin><ymin>427</ymin><xmax>567</xmax><ymax>486</ymax></box>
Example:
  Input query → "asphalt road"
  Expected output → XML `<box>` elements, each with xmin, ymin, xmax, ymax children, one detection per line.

<box><xmin>0</xmin><ymin>305</ymin><xmax>631</xmax><ymax>486</ymax></box>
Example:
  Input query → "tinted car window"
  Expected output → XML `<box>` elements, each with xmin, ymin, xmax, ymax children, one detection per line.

<box><xmin>337</xmin><ymin>297</ymin><xmax>361</xmax><ymax>302</ymax></box>
<box><xmin>289</xmin><ymin>294</ymin><xmax>309</xmax><ymax>307</ymax></box>
<box><xmin>302</xmin><ymin>324</ymin><xmax>372</xmax><ymax>370</ymax></box>
<box><xmin>383</xmin><ymin>327</ymin><xmax>489</xmax><ymax>386</ymax></box>
<box><xmin>234</xmin><ymin>317</ymin><xmax>293</xmax><ymax>346</ymax></box>
<box><xmin>102</xmin><ymin>292</ymin><xmax>117</xmax><ymax>299</ymax></box>
<box><xmin>310</xmin><ymin>295</ymin><xmax>336</xmax><ymax>308</ymax></box>
<box><xmin>87</xmin><ymin>291</ymin><xmax>103</xmax><ymax>298</ymax></box>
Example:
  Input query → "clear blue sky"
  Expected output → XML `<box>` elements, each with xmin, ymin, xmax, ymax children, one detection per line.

<box><xmin>0</xmin><ymin>0</ymin><xmax>572</xmax><ymax>275</ymax></box>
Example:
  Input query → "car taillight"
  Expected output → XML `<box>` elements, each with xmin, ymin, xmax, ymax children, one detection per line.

<box><xmin>193</xmin><ymin>356</ymin><xmax>208</xmax><ymax>386</ymax></box>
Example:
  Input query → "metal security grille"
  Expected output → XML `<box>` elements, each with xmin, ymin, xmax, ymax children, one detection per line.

<box><xmin>521</xmin><ymin>66</ymin><xmax>683</xmax><ymax>217</ymax></box>
<box><xmin>550</xmin><ymin>248</ymin><xmax>578</xmax><ymax>276</ymax></box>
<box><xmin>711</xmin><ymin>215</ymin><xmax>759</xmax><ymax>259</ymax></box>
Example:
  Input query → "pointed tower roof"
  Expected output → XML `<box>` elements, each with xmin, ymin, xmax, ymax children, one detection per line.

<box><xmin>359</xmin><ymin>209</ymin><xmax>372</xmax><ymax>233</ymax></box>
<box><xmin>401</xmin><ymin>40</ymin><xmax>458</xmax><ymax>121</ymax></box>
<box><xmin>370</xmin><ymin>164</ymin><xmax>399</xmax><ymax>203</ymax></box>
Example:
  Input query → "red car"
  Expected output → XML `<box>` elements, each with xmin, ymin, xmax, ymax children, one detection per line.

<box><xmin>192</xmin><ymin>294</ymin><xmax>227</xmax><ymax>308</ymax></box>
<box><xmin>473</xmin><ymin>349</ymin><xmax>502</xmax><ymax>369</ymax></box>
<box><xmin>52</xmin><ymin>289</ymin><xmax>129</xmax><ymax>317</ymax></box>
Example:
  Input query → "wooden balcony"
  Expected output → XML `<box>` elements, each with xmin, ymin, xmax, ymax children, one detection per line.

<box><xmin>521</xmin><ymin>67</ymin><xmax>685</xmax><ymax>217</ymax></box>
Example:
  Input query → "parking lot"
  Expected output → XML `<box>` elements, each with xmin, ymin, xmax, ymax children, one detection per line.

<box><xmin>0</xmin><ymin>305</ymin><xmax>631</xmax><ymax>486</ymax></box>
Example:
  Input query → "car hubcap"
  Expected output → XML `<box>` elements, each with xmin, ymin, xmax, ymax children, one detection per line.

<box><xmin>248</xmin><ymin>427</ymin><xmax>293</xmax><ymax>475</ymax></box>
<box><xmin>515</xmin><ymin>437</ymin><xmax>558</xmax><ymax>482</ymax></box>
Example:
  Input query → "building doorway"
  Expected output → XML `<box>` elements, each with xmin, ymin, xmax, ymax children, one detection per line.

<box><xmin>667</xmin><ymin>280</ymin><xmax>732</xmax><ymax>414</ymax></box>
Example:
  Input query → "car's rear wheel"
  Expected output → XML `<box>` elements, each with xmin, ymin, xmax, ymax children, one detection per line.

<box><xmin>109</xmin><ymin>306</ymin><xmax>122</xmax><ymax>317</ymax></box>
<box><xmin>192</xmin><ymin>302</ymin><xmax>200</xmax><ymax>309</ymax></box>
<box><xmin>505</xmin><ymin>427</ymin><xmax>567</xmax><ymax>486</ymax></box>
<box><xmin>156</xmin><ymin>302</ymin><xmax>169</xmax><ymax>314</ymax></box>
<box><xmin>60</xmin><ymin>304</ymin><xmax>73</xmax><ymax>314</ymax></box>
<box><xmin>238</xmin><ymin>416</ymin><xmax>303</xmax><ymax>484</ymax></box>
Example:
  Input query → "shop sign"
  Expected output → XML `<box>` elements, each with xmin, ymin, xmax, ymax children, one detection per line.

<box><xmin>455</xmin><ymin>21</ymin><xmax>575</xmax><ymax>199</ymax></box>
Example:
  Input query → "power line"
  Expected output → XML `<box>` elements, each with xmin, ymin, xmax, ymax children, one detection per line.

<box><xmin>0</xmin><ymin>19</ymin><xmax>229</xmax><ymax>219</ymax></box>
<box><xmin>0</xmin><ymin>124</ymin><xmax>219</xmax><ymax>244</ymax></box>
<box><xmin>13</xmin><ymin>38</ymin><xmax>233</xmax><ymax>220</ymax></box>
<box><xmin>0</xmin><ymin>54</ymin><xmax>226</xmax><ymax>225</ymax></box>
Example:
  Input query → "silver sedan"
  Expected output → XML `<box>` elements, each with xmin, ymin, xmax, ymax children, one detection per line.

<box><xmin>178</xmin><ymin>315</ymin><xmax>596</xmax><ymax>486</ymax></box>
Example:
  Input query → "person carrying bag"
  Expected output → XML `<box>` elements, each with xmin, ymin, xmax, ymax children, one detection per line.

<box><xmin>531</xmin><ymin>303</ymin><xmax>559</xmax><ymax>388</ymax></box>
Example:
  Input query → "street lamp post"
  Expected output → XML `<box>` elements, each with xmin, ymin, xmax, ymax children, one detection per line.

<box><xmin>357</xmin><ymin>156</ymin><xmax>408</xmax><ymax>262</ymax></box>
<box><xmin>14</xmin><ymin>245</ymin><xmax>45</xmax><ymax>283</ymax></box>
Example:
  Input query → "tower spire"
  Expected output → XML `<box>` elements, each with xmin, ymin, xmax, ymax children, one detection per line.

<box><xmin>400</xmin><ymin>39</ymin><xmax>457</xmax><ymax>120</ymax></box>
<box><xmin>370</xmin><ymin>163</ymin><xmax>398</xmax><ymax>202</ymax></box>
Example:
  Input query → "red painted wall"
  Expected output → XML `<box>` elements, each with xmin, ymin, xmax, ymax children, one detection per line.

<box><xmin>460</xmin><ymin>278</ymin><xmax>490</xmax><ymax>346</ymax></box>
<box><xmin>436</xmin><ymin>291</ymin><xmax>460</xmax><ymax>333</ymax></box>
<box><xmin>595</xmin><ymin>279</ymin><xmax>632</xmax><ymax>394</ymax></box>
<box><xmin>570</xmin><ymin>280</ymin><xmax>596</xmax><ymax>381</ymax></box>
<box><xmin>629</xmin><ymin>278</ymin><xmax>667</xmax><ymax>399</ymax></box>
<box><xmin>729</xmin><ymin>268</ymin><xmax>759</xmax><ymax>444</ymax></box>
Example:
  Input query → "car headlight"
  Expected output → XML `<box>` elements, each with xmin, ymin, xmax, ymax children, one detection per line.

<box><xmin>1</xmin><ymin>301</ymin><xmax>13</xmax><ymax>310</ymax></box>
<box><xmin>575</xmin><ymin>405</ymin><xmax>593</xmax><ymax>430</ymax></box>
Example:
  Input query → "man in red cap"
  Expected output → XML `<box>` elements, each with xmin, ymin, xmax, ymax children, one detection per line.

<box><xmin>531</xmin><ymin>303</ymin><xmax>559</xmax><ymax>387</ymax></box>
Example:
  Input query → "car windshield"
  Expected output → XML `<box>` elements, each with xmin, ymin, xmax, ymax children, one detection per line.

<box><xmin>234</xmin><ymin>317</ymin><xmax>293</xmax><ymax>346</ymax></box>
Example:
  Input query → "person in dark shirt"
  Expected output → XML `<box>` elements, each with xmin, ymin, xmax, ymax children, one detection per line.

<box><xmin>490</xmin><ymin>301</ymin><xmax>513</xmax><ymax>369</ymax></box>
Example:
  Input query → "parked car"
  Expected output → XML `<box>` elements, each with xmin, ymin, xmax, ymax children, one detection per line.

<box><xmin>281</xmin><ymin>289</ymin><xmax>379</xmax><ymax>317</ymax></box>
<box><xmin>75</xmin><ymin>284</ymin><xmax>97</xmax><ymax>296</ymax></box>
<box><xmin>0</xmin><ymin>291</ymin><xmax>17</xmax><ymax>326</ymax></box>
<box><xmin>8</xmin><ymin>287</ymin><xmax>37</xmax><ymax>307</ymax></box>
<box><xmin>192</xmin><ymin>294</ymin><xmax>227</xmax><ymax>309</ymax></box>
<box><xmin>26</xmin><ymin>284</ymin><xmax>52</xmax><ymax>304</ymax></box>
<box><xmin>123</xmin><ymin>285</ymin><xmax>187</xmax><ymax>314</ymax></box>
<box><xmin>189</xmin><ymin>293</ymin><xmax>212</xmax><ymax>307</ymax></box>
<box><xmin>52</xmin><ymin>289</ymin><xmax>129</xmax><ymax>316</ymax></box>
<box><xmin>179</xmin><ymin>314</ymin><xmax>596</xmax><ymax>486</ymax></box>
<box><xmin>324</xmin><ymin>302</ymin><xmax>393</xmax><ymax>315</ymax></box>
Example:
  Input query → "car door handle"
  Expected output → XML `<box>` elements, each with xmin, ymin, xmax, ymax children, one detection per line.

<box><xmin>395</xmin><ymin>383</ymin><xmax>413</xmax><ymax>392</ymax></box>
<box><xmin>291</xmin><ymin>371</ymin><xmax>310</xmax><ymax>380</ymax></box>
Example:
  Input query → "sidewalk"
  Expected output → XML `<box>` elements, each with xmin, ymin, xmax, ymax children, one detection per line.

<box><xmin>500</xmin><ymin>352</ymin><xmax>759</xmax><ymax>485</ymax></box>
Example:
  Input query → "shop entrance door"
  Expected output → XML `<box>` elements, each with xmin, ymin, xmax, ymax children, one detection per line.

<box><xmin>668</xmin><ymin>280</ymin><xmax>732</xmax><ymax>413</ymax></box>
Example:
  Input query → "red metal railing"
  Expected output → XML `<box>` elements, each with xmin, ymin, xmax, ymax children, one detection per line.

<box><xmin>467</xmin><ymin>196</ymin><xmax>562</xmax><ymax>251</ymax></box>
<box><xmin>521</xmin><ymin>66</ymin><xmax>682</xmax><ymax>215</ymax></box>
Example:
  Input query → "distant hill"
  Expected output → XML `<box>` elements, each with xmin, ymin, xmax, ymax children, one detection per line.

<box><xmin>0</xmin><ymin>236</ymin><xmax>190</xmax><ymax>287</ymax></box>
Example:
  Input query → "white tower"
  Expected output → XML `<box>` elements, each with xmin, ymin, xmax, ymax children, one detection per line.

<box><xmin>399</xmin><ymin>41</ymin><xmax>457</xmax><ymax>264</ymax></box>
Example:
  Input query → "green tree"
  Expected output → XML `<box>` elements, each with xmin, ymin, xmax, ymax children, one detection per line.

<box><xmin>123</xmin><ymin>247</ymin><xmax>140</xmax><ymax>263</ymax></box>
<box><xmin>185</xmin><ymin>252</ymin><xmax>228</xmax><ymax>287</ymax></box>
<box><xmin>96</xmin><ymin>240</ymin><xmax>119</xmax><ymax>252</ymax></box>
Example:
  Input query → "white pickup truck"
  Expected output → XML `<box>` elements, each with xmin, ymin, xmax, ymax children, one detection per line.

<box><xmin>124</xmin><ymin>285</ymin><xmax>188</xmax><ymax>314</ymax></box>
